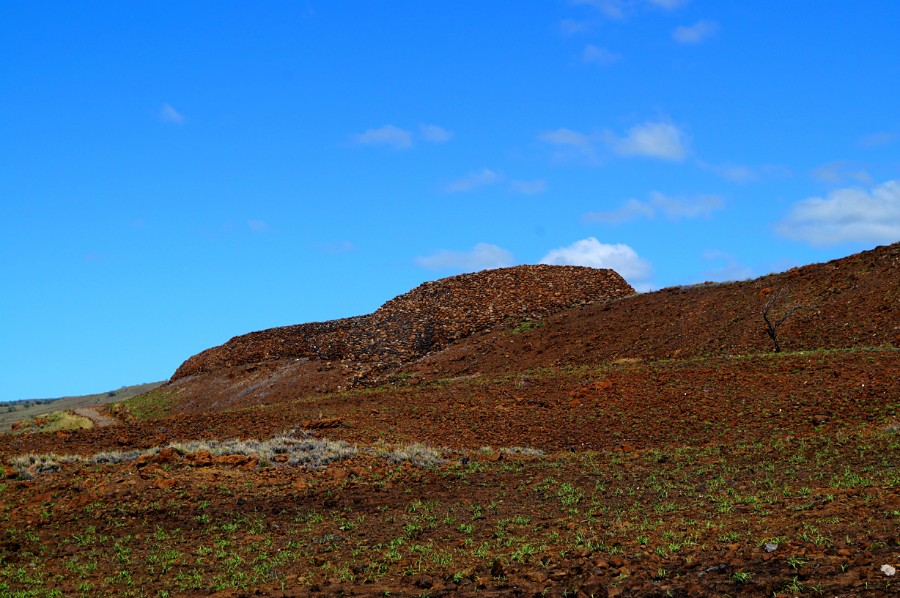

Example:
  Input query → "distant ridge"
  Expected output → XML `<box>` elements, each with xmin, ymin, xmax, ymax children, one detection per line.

<box><xmin>172</xmin><ymin>265</ymin><xmax>634</xmax><ymax>380</ymax></box>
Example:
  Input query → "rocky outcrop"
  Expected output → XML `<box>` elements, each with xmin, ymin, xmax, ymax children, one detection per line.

<box><xmin>172</xmin><ymin>265</ymin><xmax>633</xmax><ymax>380</ymax></box>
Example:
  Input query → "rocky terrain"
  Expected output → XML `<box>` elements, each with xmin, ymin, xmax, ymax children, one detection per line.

<box><xmin>0</xmin><ymin>243</ymin><xmax>897</xmax><ymax>597</ymax></box>
<box><xmin>162</xmin><ymin>242</ymin><xmax>899</xmax><ymax>415</ymax></box>
<box><xmin>173</xmin><ymin>264</ymin><xmax>633</xmax><ymax>380</ymax></box>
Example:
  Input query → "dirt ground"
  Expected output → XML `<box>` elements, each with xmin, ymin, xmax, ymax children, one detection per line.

<box><xmin>1</xmin><ymin>349</ymin><xmax>898</xmax><ymax>596</ymax></box>
<box><xmin>1</xmin><ymin>244</ymin><xmax>897</xmax><ymax>596</ymax></box>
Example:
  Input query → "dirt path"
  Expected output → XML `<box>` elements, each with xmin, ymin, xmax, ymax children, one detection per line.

<box><xmin>72</xmin><ymin>407</ymin><xmax>119</xmax><ymax>428</ymax></box>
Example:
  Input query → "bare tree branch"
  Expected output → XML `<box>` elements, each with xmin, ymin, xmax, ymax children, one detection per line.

<box><xmin>762</xmin><ymin>286</ymin><xmax>804</xmax><ymax>353</ymax></box>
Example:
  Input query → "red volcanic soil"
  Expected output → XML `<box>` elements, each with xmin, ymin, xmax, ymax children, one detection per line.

<box><xmin>172</xmin><ymin>265</ymin><xmax>633</xmax><ymax>380</ymax></box>
<box><xmin>0</xmin><ymin>244</ymin><xmax>898</xmax><ymax>596</ymax></box>
<box><xmin>164</xmin><ymin>242</ymin><xmax>899</xmax><ymax>415</ymax></box>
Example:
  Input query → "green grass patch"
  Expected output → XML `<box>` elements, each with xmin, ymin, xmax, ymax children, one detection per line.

<box><xmin>121</xmin><ymin>389</ymin><xmax>180</xmax><ymax>421</ymax></box>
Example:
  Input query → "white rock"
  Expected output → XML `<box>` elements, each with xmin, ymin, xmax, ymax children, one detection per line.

<box><xmin>881</xmin><ymin>564</ymin><xmax>896</xmax><ymax>576</ymax></box>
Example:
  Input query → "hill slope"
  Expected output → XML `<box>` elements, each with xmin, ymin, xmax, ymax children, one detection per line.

<box><xmin>0</xmin><ymin>382</ymin><xmax>165</xmax><ymax>432</ymax></box>
<box><xmin>406</xmin><ymin>241</ymin><xmax>900</xmax><ymax>381</ymax></box>
<box><xmin>163</xmin><ymin>242</ymin><xmax>898</xmax><ymax>414</ymax></box>
<box><xmin>0</xmin><ymin>245</ymin><xmax>897</xmax><ymax>597</ymax></box>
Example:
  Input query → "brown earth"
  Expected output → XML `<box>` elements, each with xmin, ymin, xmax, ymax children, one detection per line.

<box><xmin>0</xmin><ymin>243</ymin><xmax>898</xmax><ymax>597</ymax></box>
<box><xmin>173</xmin><ymin>265</ymin><xmax>633</xmax><ymax>381</ymax></box>
<box><xmin>72</xmin><ymin>407</ymin><xmax>119</xmax><ymax>428</ymax></box>
<box><xmin>165</xmin><ymin>242</ymin><xmax>899</xmax><ymax>415</ymax></box>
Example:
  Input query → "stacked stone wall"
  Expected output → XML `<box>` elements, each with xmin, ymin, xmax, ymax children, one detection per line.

<box><xmin>171</xmin><ymin>265</ymin><xmax>634</xmax><ymax>380</ymax></box>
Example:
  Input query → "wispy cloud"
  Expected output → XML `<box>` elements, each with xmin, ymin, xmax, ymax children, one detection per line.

<box><xmin>314</xmin><ymin>240</ymin><xmax>355</xmax><ymax>254</ymax></box>
<box><xmin>812</xmin><ymin>161</ymin><xmax>872</xmax><ymax>185</ymax></box>
<box><xmin>583</xmin><ymin>44</ymin><xmax>621</xmax><ymax>66</ymax></box>
<box><xmin>650</xmin><ymin>192</ymin><xmax>723</xmax><ymax>219</ymax></box>
<box><xmin>857</xmin><ymin>131</ymin><xmax>897</xmax><ymax>148</ymax></box>
<box><xmin>606</xmin><ymin>121</ymin><xmax>690</xmax><ymax>161</ymax></box>
<box><xmin>775</xmin><ymin>179</ymin><xmax>900</xmax><ymax>246</ymax></box>
<box><xmin>510</xmin><ymin>180</ymin><xmax>548</xmax><ymax>195</ymax></box>
<box><xmin>352</xmin><ymin>124</ymin><xmax>413</xmax><ymax>149</ymax></box>
<box><xmin>443</xmin><ymin>169</ymin><xmax>503</xmax><ymax>193</ymax></box>
<box><xmin>585</xmin><ymin>198</ymin><xmax>655</xmax><ymax>224</ymax></box>
<box><xmin>672</xmin><ymin>20</ymin><xmax>719</xmax><ymax>44</ymax></box>
<box><xmin>247</xmin><ymin>220</ymin><xmax>269</xmax><ymax>233</ymax></box>
<box><xmin>571</xmin><ymin>0</ymin><xmax>687</xmax><ymax>20</ymax></box>
<box><xmin>539</xmin><ymin>128</ymin><xmax>599</xmax><ymax>163</ymax></box>
<box><xmin>416</xmin><ymin>243</ymin><xmax>515</xmax><ymax>272</ymax></box>
<box><xmin>419</xmin><ymin>124</ymin><xmax>453</xmax><ymax>143</ymax></box>
<box><xmin>539</xmin><ymin>121</ymin><xmax>689</xmax><ymax>163</ymax></box>
<box><xmin>540</xmin><ymin>237</ymin><xmax>653</xmax><ymax>290</ymax></box>
<box><xmin>698</xmin><ymin>161</ymin><xmax>790</xmax><ymax>183</ymax></box>
<box><xmin>571</xmin><ymin>0</ymin><xmax>626</xmax><ymax>19</ymax></box>
<box><xmin>706</xmin><ymin>163</ymin><xmax>759</xmax><ymax>183</ymax></box>
<box><xmin>700</xmin><ymin>250</ymin><xmax>754</xmax><ymax>282</ymax></box>
<box><xmin>559</xmin><ymin>18</ymin><xmax>592</xmax><ymax>36</ymax></box>
<box><xmin>159</xmin><ymin>103</ymin><xmax>185</xmax><ymax>125</ymax></box>
<box><xmin>352</xmin><ymin>123</ymin><xmax>453</xmax><ymax>149</ymax></box>
<box><xmin>649</xmin><ymin>0</ymin><xmax>688</xmax><ymax>8</ymax></box>
<box><xmin>585</xmin><ymin>192</ymin><xmax>722</xmax><ymax>223</ymax></box>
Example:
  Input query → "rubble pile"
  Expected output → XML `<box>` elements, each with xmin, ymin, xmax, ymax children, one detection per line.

<box><xmin>172</xmin><ymin>265</ymin><xmax>633</xmax><ymax>380</ymax></box>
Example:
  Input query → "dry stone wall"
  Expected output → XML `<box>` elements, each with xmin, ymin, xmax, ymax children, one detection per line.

<box><xmin>172</xmin><ymin>265</ymin><xmax>633</xmax><ymax>380</ymax></box>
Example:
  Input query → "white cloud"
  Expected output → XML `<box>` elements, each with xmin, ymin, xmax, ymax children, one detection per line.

<box><xmin>710</xmin><ymin>164</ymin><xmax>759</xmax><ymax>183</ymax></box>
<box><xmin>585</xmin><ymin>192</ymin><xmax>722</xmax><ymax>223</ymax></box>
<box><xmin>540</xmin><ymin>237</ymin><xmax>653</xmax><ymax>286</ymax></box>
<box><xmin>540</xmin><ymin>121</ymin><xmax>689</xmax><ymax>164</ymax></box>
<box><xmin>649</xmin><ymin>0</ymin><xmax>688</xmax><ymax>8</ymax></box>
<box><xmin>857</xmin><ymin>131</ymin><xmax>897</xmax><ymax>148</ymax></box>
<box><xmin>247</xmin><ymin>220</ymin><xmax>269</xmax><ymax>233</ymax></box>
<box><xmin>159</xmin><ymin>103</ymin><xmax>185</xmax><ymax>125</ymax></box>
<box><xmin>649</xmin><ymin>192</ymin><xmax>723</xmax><ymax>219</ymax></box>
<box><xmin>419</xmin><ymin>124</ymin><xmax>453</xmax><ymax>143</ymax></box>
<box><xmin>352</xmin><ymin>124</ymin><xmax>413</xmax><ymax>149</ymax></box>
<box><xmin>539</xmin><ymin>127</ymin><xmax>598</xmax><ymax>163</ymax></box>
<box><xmin>571</xmin><ymin>0</ymin><xmax>686</xmax><ymax>19</ymax></box>
<box><xmin>584</xmin><ymin>198</ymin><xmax>656</xmax><ymax>224</ymax></box>
<box><xmin>583</xmin><ymin>44</ymin><xmax>621</xmax><ymax>66</ymax></box>
<box><xmin>443</xmin><ymin>169</ymin><xmax>503</xmax><ymax>193</ymax></box>
<box><xmin>776</xmin><ymin>179</ymin><xmax>900</xmax><ymax>246</ymax></box>
<box><xmin>510</xmin><ymin>180</ymin><xmax>548</xmax><ymax>195</ymax></box>
<box><xmin>571</xmin><ymin>0</ymin><xmax>626</xmax><ymax>19</ymax></box>
<box><xmin>811</xmin><ymin>161</ymin><xmax>872</xmax><ymax>184</ymax></box>
<box><xmin>559</xmin><ymin>18</ymin><xmax>592</xmax><ymax>36</ymax></box>
<box><xmin>606</xmin><ymin>121</ymin><xmax>689</xmax><ymax>161</ymax></box>
<box><xmin>698</xmin><ymin>161</ymin><xmax>791</xmax><ymax>183</ymax></box>
<box><xmin>416</xmin><ymin>243</ymin><xmax>515</xmax><ymax>272</ymax></box>
<box><xmin>700</xmin><ymin>250</ymin><xmax>754</xmax><ymax>282</ymax></box>
<box><xmin>672</xmin><ymin>20</ymin><xmax>719</xmax><ymax>44</ymax></box>
<box><xmin>315</xmin><ymin>240</ymin><xmax>355</xmax><ymax>254</ymax></box>
<box><xmin>353</xmin><ymin>123</ymin><xmax>454</xmax><ymax>148</ymax></box>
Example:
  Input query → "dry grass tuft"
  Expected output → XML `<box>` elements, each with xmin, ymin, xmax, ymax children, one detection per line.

<box><xmin>380</xmin><ymin>443</ymin><xmax>446</xmax><ymax>467</ymax></box>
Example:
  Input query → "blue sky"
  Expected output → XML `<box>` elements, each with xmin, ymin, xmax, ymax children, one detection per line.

<box><xmin>2</xmin><ymin>1</ymin><xmax>899</xmax><ymax>401</ymax></box>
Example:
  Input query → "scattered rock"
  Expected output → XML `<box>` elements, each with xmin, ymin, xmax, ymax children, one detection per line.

<box><xmin>185</xmin><ymin>450</ymin><xmax>213</xmax><ymax>467</ymax></box>
<box><xmin>490</xmin><ymin>559</ymin><xmax>505</xmax><ymax>578</ymax></box>
<box><xmin>172</xmin><ymin>265</ymin><xmax>633</xmax><ymax>380</ymax></box>
<box><xmin>415</xmin><ymin>575</ymin><xmax>433</xmax><ymax>588</ymax></box>
<box><xmin>764</xmin><ymin>543</ymin><xmax>779</xmax><ymax>553</ymax></box>
<box><xmin>882</xmin><ymin>564</ymin><xmax>896</xmax><ymax>576</ymax></box>
<box><xmin>303</xmin><ymin>417</ymin><xmax>343</xmax><ymax>429</ymax></box>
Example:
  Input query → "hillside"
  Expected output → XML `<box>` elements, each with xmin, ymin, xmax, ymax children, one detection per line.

<box><xmin>0</xmin><ymin>381</ymin><xmax>165</xmax><ymax>432</ymax></box>
<box><xmin>0</xmin><ymin>244</ymin><xmax>897</xmax><ymax>597</ymax></box>
<box><xmin>166</xmin><ymin>264</ymin><xmax>634</xmax><ymax>413</ymax></box>
<box><xmin>162</xmin><ymin>242</ymin><xmax>899</xmax><ymax>415</ymax></box>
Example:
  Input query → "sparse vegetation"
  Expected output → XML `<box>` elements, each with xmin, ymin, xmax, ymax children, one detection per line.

<box><xmin>761</xmin><ymin>286</ymin><xmax>805</xmax><ymax>353</ymax></box>
<box><xmin>0</xmin><ymin>245</ymin><xmax>897</xmax><ymax>595</ymax></box>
